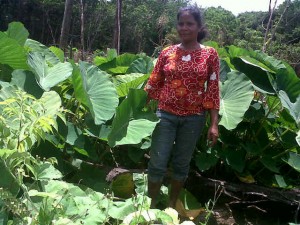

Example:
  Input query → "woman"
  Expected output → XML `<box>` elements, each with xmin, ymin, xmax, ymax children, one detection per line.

<box><xmin>144</xmin><ymin>6</ymin><xmax>220</xmax><ymax>209</ymax></box>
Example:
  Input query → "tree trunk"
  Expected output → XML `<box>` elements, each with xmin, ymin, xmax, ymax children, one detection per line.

<box><xmin>113</xmin><ymin>0</ymin><xmax>122</xmax><ymax>54</ymax></box>
<box><xmin>80</xmin><ymin>0</ymin><xmax>85</xmax><ymax>60</ymax></box>
<box><xmin>59</xmin><ymin>0</ymin><xmax>73</xmax><ymax>50</ymax></box>
<box><xmin>262</xmin><ymin>0</ymin><xmax>277</xmax><ymax>52</ymax></box>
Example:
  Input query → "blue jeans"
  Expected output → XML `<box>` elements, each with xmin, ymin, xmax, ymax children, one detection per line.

<box><xmin>148</xmin><ymin>110</ymin><xmax>206</xmax><ymax>182</ymax></box>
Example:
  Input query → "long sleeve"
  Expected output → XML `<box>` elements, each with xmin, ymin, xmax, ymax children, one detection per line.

<box><xmin>203</xmin><ymin>48</ymin><xmax>220</xmax><ymax>110</ymax></box>
<box><xmin>144</xmin><ymin>51</ymin><xmax>166</xmax><ymax>100</ymax></box>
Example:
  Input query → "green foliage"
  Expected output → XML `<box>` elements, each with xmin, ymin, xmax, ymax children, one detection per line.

<box><xmin>195</xmin><ymin>43</ymin><xmax>300</xmax><ymax>188</ymax></box>
<box><xmin>108</xmin><ymin>89</ymin><xmax>159</xmax><ymax>147</ymax></box>
<box><xmin>0</xmin><ymin>21</ymin><xmax>299</xmax><ymax>224</ymax></box>
<box><xmin>219</xmin><ymin>71</ymin><xmax>254</xmax><ymax>130</ymax></box>
<box><xmin>0</xmin><ymin>87</ymin><xmax>61</xmax><ymax>151</ymax></box>
<box><xmin>72</xmin><ymin>61</ymin><xmax>119</xmax><ymax>125</ymax></box>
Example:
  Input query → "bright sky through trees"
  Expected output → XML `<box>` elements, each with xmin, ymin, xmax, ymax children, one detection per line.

<box><xmin>191</xmin><ymin>0</ymin><xmax>286</xmax><ymax>15</ymax></box>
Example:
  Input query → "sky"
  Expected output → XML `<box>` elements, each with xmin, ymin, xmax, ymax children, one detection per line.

<box><xmin>191</xmin><ymin>0</ymin><xmax>286</xmax><ymax>15</ymax></box>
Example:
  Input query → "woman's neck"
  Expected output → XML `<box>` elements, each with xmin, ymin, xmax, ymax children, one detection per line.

<box><xmin>179</xmin><ymin>42</ymin><xmax>200</xmax><ymax>51</ymax></box>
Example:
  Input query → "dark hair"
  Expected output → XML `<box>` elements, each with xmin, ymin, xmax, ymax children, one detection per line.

<box><xmin>177</xmin><ymin>6</ymin><xmax>208</xmax><ymax>42</ymax></box>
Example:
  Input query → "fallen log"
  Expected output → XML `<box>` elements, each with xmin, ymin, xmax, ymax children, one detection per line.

<box><xmin>187</xmin><ymin>171</ymin><xmax>300</xmax><ymax>206</ymax></box>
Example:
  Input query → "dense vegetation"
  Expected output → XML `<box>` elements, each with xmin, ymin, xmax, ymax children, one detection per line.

<box><xmin>0</xmin><ymin>0</ymin><xmax>299</xmax><ymax>64</ymax></box>
<box><xmin>0</xmin><ymin>0</ymin><xmax>299</xmax><ymax>224</ymax></box>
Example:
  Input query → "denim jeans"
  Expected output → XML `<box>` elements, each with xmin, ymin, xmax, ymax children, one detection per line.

<box><xmin>148</xmin><ymin>109</ymin><xmax>206</xmax><ymax>183</ymax></box>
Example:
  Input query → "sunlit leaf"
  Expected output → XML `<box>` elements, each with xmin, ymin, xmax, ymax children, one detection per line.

<box><xmin>27</xmin><ymin>52</ymin><xmax>73</xmax><ymax>91</ymax></box>
<box><xmin>0</xmin><ymin>32</ymin><xmax>28</xmax><ymax>69</ymax></box>
<box><xmin>108</xmin><ymin>89</ymin><xmax>159</xmax><ymax>147</ymax></box>
<box><xmin>219</xmin><ymin>71</ymin><xmax>254</xmax><ymax>130</ymax></box>
<box><xmin>278</xmin><ymin>90</ymin><xmax>300</xmax><ymax>126</ymax></box>
<box><xmin>72</xmin><ymin>61</ymin><xmax>119</xmax><ymax>125</ymax></box>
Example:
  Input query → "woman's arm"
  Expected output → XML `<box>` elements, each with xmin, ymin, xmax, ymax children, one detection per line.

<box><xmin>207</xmin><ymin>109</ymin><xmax>219</xmax><ymax>146</ymax></box>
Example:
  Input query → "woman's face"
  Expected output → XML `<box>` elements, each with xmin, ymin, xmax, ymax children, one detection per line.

<box><xmin>177</xmin><ymin>11</ymin><xmax>200</xmax><ymax>43</ymax></box>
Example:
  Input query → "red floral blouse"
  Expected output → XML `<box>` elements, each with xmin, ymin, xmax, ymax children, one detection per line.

<box><xmin>145</xmin><ymin>44</ymin><xmax>220</xmax><ymax>116</ymax></box>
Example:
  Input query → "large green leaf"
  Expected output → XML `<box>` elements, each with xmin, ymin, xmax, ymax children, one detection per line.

<box><xmin>224</xmin><ymin>149</ymin><xmax>246</xmax><ymax>173</ymax></box>
<box><xmin>114</xmin><ymin>73</ymin><xmax>149</xmax><ymax>97</ymax></box>
<box><xmin>116</xmin><ymin>53</ymin><xmax>139</xmax><ymax>66</ymax></box>
<box><xmin>0</xmin><ymin>32</ymin><xmax>28</xmax><ymax>69</ymax></box>
<box><xmin>11</xmin><ymin>69</ymin><xmax>44</xmax><ymax>98</ymax></box>
<box><xmin>27</xmin><ymin>52</ymin><xmax>73</xmax><ymax>91</ymax></box>
<box><xmin>108</xmin><ymin>89</ymin><xmax>159</xmax><ymax>147</ymax></box>
<box><xmin>25</xmin><ymin>39</ymin><xmax>60</xmax><ymax>66</ymax></box>
<box><xmin>296</xmin><ymin>131</ymin><xmax>300</xmax><ymax>147</ymax></box>
<box><xmin>84</xmin><ymin>114</ymin><xmax>111</xmax><ymax>141</ymax></box>
<box><xmin>39</xmin><ymin>91</ymin><xmax>62</xmax><ymax>117</ymax></box>
<box><xmin>228</xmin><ymin>46</ymin><xmax>275</xmax><ymax>93</ymax></box>
<box><xmin>283</xmin><ymin>152</ymin><xmax>300</xmax><ymax>172</ymax></box>
<box><xmin>260</xmin><ymin>156</ymin><xmax>280</xmax><ymax>173</ymax></box>
<box><xmin>278</xmin><ymin>90</ymin><xmax>300</xmax><ymax>126</ymax></box>
<box><xmin>72</xmin><ymin>61</ymin><xmax>119</xmax><ymax>125</ymax></box>
<box><xmin>107</xmin><ymin>48</ymin><xmax>118</xmax><ymax>60</ymax></box>
<box><xmin>127</xmin><ymin>57</ymin><xmax>154</xmax><ymax>74</ymax></box>
<box><xmin>108</xmin><ymin>197</ymin><xmax>139</xmax><ymax>220</ymax></box>
<box><xmin>93</xmin><ymin>56</ymin><xmax>108</xmax><ymax>66</ymax></box>
<box><xmin>195</xmin><ymin>152</ymin><xmax>219</xmax><ymax>171</ymax></box>
<box><xmin>35</xmin><ymin>162</ymin><xmax>63</xmax><ymax>180</ymax></box>
<box><xmin>276</xmin><ymin>65</ymin><xmax>300</xmax><ymax>103</ymax></box>
<box><xmin>219</xmin><ymin>71</ymin><xmax>254</xmax><ymax>130</ymax></box>
<box><xmin>6</xmin><ymin>22</ymin><xmax>29</xmax><ymax>46</ymax></box>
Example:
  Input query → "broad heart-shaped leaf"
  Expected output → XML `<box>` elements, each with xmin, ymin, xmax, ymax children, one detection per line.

<box><xmin>11</xmin><ymin>69</ymin><xmax>44</xmax><ymax>98</ymax></box>
<box><xmin>0</xmin><ymin>32</ymin><xmax>28</xmax><ymax>69</ymax></box>
<box><xmin>25</xmin><ymin>39</ymin><xmax>60</xmax><ymax>66</ymax></box>
<box><xmin>94</xmin><ymin>56</ymin><xmax>108</xmax><ymax>66</ymax></box>
<box><xmin>127</xmin><ymin>57</ymin><xmax>154</xmax><ymax>74</ymax></box>
<box><xmin>108</xmin><ymin>89</ymin><xmax>159</xmax><ymax>147</ymax></box>
<box><xmin>195</xmin><ymin>152</ymin><xmax>218</xmax><ymax>171</ymax></box>
<box><xmin>73</xmin><ymin>61</ymin><xmax>119</xmax><ymax>125</ymax></box>
<box><xmin>116</xmin><ymin>53</ymin><xmax>139</xmax><ymax>66</ymax></box>
<box><xmin>224</xmin><ymin>149</ymin><xmax>246</xmax><ymax>173</ymax></box>
<box><xmin>113</xmin><ymin>73</ymin><xmax>149</xmax><ymax>97</ymax></box>
<box><xmin>278</xmin><ymin>90</ymin><xmax>300</xmax><ymax>126</ymax></box>
<box><xmin>107</xmin><ymin>48</ymin><xmax>118</xmax><ymax>60</ymax></box>
<box><xmin>220</xmin><ymin>59</ymin><xmax>231</xmax><ymax>82</ymax></box>
<box><xmin>35</xmin><ymin>162</ymin><xmax>63</xmax><ymax>180</ymax></box>
<box><xmin>6</xmin><ymin>22</ymin><xmax>29</xmax><ymax>46</ymax></box>
<box><xmin>282</xmin><ymin>152</ymin><xmax>300</xmax><ymax>172</ymax></box>
<box><xmin>219</xmin><ymin>71</ymin><xmax>254</xmax><ymax>130</ymax></box>
<box><xmin>39</xmin><ymin>91</ymin><xmax>62</xmax><ymax>117</ymax></box>
<box><xmin>27</xmin><ymin>52</ymin><xmax>73</xmax><ymax>91</ymax></box>
<box><xmin>276</xmin><ymin>64</ymin><xmax>300</xmax><ymax>103</ymax></box>
<box><xmin>228</xmin><ymin>46</ymin><xmax>275</xmax><ymax>94</ymax></box>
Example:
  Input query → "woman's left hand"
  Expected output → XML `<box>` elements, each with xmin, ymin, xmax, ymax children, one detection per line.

<box><xmin>207</xmin><ymin>125</ymin><xmax>219</xmax><ymax>147</ymax></box>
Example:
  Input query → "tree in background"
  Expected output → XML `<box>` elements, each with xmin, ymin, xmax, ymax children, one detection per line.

<box><xmin>59</xmin><ymin>0</ymin><xmax>73</xmax><ymax>50</ymax></box>
<box><xmin>0</xmin><ymin>0</ymin><xmax>299</xmax><ymax>63</ymax></box>
<box><xmin>203</xmin><ymin>6</ymin><xmax>237</xmax><ymax>46</ymax></box>
<box><xmin>113</xmin><ymin>0</ymin><xmax>122</xmax><ymax>54</ymax></box>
